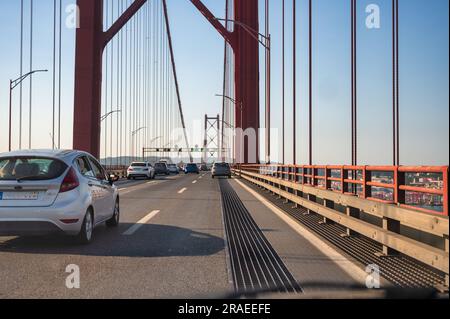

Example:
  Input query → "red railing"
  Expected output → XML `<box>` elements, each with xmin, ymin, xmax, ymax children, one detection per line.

<box><xmin>235</xmin><ymin>164</ymin><xmax>449</xmax><ymax>216</ymax></box>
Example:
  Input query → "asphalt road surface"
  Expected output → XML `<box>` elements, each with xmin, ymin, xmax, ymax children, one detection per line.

<box><xmin>0</xmin><ymin>173</ymin><xmax>361</xmax><ymax>299</ymax></box>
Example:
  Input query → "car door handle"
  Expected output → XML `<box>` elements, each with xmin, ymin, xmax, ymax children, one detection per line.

<box><xmin>88</xmin><ymin>182</ymin><xmax>95</xmax><ymax>187</ymax></box>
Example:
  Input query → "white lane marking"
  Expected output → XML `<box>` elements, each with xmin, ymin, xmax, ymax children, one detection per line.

<box><xmin>178</xmin><ymin>187</ymin><xmax>187</xmax><ymax>194</ymax></box>
<box><xmin>192</xmin><ymin>180</ymin><xmax>197</xmax><ymax>184</ymax></box>
<box><xmin>234</xmin><ymin>178</ymin><xmax>368</xmax><ymax>285</ymax></box>
<box><xmin>119</xmin><ymin>180</ymin><xmax>159</xmax><ymax>195</ymax></box>
<box><xmin>123</xmin><ymin>210</ymin><xmax>160</xmax><ymax>236</ymax></box>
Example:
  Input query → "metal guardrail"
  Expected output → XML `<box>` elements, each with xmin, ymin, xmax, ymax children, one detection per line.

<box><xmin>235</xmin><ymin>164</ymin><xmax>448</xmax><ymax>216</ymax></box>
<box><xmin>233</xmin><ymin>164</ymin><xmax>449</xmax><ymax>288</ymax></box>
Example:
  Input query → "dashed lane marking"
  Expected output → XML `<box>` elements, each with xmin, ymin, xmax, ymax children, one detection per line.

<box><xmin>123</xmin><ymin>210</ymin><xmax>161</xmax><ymax>236</ymax></box>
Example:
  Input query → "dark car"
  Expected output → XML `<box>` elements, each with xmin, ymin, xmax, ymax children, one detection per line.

<box><xmin>185</xmin><ymin>163</ymin><xmax>200</xmax><ymax>174</ymax></box>
<box><xmin>212</xmin><ymin>162</ymin><xmax>231</xmax><ymax>179</ymax></box>
<box><xmin>154</xmin><ymin>162</ymin><xmax>170</xmax><ymax>176</ymax></box>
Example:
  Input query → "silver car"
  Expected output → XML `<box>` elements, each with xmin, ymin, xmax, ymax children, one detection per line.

<box><xmin>0</xmin><ymin>150</ymin><xmax>120</xmax><ymax>244</ymax></box>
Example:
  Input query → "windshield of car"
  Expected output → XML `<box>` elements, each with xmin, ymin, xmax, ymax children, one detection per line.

<box><xmin>0</xmin><ymin>157</ymin><xmax>67</xmax><ymax>181</ymax></box>
<box><xmin>214</xmin><ymin>163</ymin><xmax>230</xmax><ymax>168</ymax></box>
<box><xmin>131</xmin><ymin>163</ymin><xmax>147</xmax><ymax>167</ymax></box>
<box><xmin>154</xmin><ymin>163</ymin><xmax>166</xmax><ymax>169</ymax></box>
<box><xmin>186</xmin><ymin>164</ymin><xmax>197</xmax><ymax>168</ymax></box>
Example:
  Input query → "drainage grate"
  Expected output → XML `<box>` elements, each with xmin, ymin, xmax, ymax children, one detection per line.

<box><xmin>219</xmin><ymin>179</ymin><xmax>302</xmax><ymax>294</ymax></box>
<box><xmin>243</xmin><ymin>180</ymin><xmax>447</xmax><ymax>289</ymax></box>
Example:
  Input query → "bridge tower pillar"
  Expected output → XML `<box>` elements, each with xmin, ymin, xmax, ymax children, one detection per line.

<box><xmin>73</xmin><ymin>0</ymin><xmax>146</xmax><ymax>159</ymax></box>
<box><xmin>190</xmin><ymin>0</ymin><xmax>260</xmax><ymax>164</ymax></box>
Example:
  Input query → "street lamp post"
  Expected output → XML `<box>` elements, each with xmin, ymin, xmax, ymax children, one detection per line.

<box><xmin>214</xmin><ymin>17</ymin><xmax>271</xmax><ymax>164</ymax></box>
<box><xmin>131</xmin><ymin>127</ymin><xmax>146</xmax><ymax>160</ymax></box>
<box><xmin>216</xmin><ymin>94</ymin><xmax>243</xmax><ymax>163</ymax></box>
<box><xmin>101</xmin><ymin>109</ymin><xmax>122</xmax><ymax>122</ymax></box>
<box><xmin>8</xmin><ymin>69</ymin><xmax>48</xmax><ymax>151</ymax></box>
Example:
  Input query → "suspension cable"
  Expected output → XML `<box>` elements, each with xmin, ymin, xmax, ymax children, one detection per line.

<box><xmin>19</xmin><ymin>0</ymin><xmax>24</xmax><ymax>149</ymax></box>
<box><xmin>292</xmin><ymin>0</ymin><xmax>296</xmax><ymax>165</ymax></box>
<box><xmin>28</xmin><ymin>0</ymin><xmax>33</xmax><ymax>149</ymax></box>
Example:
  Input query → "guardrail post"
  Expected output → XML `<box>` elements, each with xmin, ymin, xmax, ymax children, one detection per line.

<box><xmin>342</xmin><ymin>167</ymin><xmax>348</xmax><ymax>194</ymax></box>
<box><xmin>320</xmin><ymin>197</ymin><xmax>334</xmax><ymax>224</ymax></box>
<box><xmin>363</xmin><ymin>166</ymin><xmax>370</xmax><ymax>199</ymax></box>
<box><xmin>396</xmin><ymin>167</ymin><xmax>405</xmax><ymax>207</ymax></box>
<box><xmin>443</xmin><ymin>168</ymin><xmax>448</xmax><ymax>217</ymax></box>
<box><xmin>376</xmin><ymin>217</ymin><xmax>401</xmax><ymax>257</ymax></box>
<box><xmin>446</xmin><ymin>235</ymin><xmax>449</xmax><ymax>288</ymax></box>
<box><xmin>341</xmin><ymin>206</ymin><xmax>360</xmax><ymax>237</ymax></box>
<box><xmin>325</xmin><ymin>167</ymin><xmax>331</xmax><ymax>191</ymax></box>
<box><xmin>293</xmin><ymin>166</ymin><xmax>299</xmax><ymax>208</ymax></box>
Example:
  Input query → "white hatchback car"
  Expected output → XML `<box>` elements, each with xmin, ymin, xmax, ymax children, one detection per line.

<box><xmin>0</xmin><ymin>150</ymin><xmax>120</xmax><ymax>244</ymax></box>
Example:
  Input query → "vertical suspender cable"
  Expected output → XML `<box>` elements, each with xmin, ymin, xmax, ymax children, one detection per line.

<box><xmin>110</xmin><ymin>1</ymin><xmax>114</xmax><ymax>166</ymax></box>
<box><xmin>105</xmin><ymin>0</ymin><xmax>109</xmax><ymax>162</ymax></box>
<box><xmin>309</xmin><ymin>0</ymin><xmax>313</xmax><ymax>165</ymax></box>
<box><xmin>351</xmin><ymin>0</ymin><xmax>358</xmax><ymax>166</ymax></box>
<box><xmin>162</xmin><ymin>0</ymin><xmax>193</xmax><ymax>162</ymax></box>
<box><xmin>19</xmin><ymin>0</ymin><xmax>24</xmax><ymax>149</ymax></box>
<box><xmin>392</xmin><ymin>0</ymin><xmax>396</xmax><ymax>165</ymax></box>
<box><xmin>28</xmin><ymin>0</ymin><xmax>33</xmax><ymax>149</ymax></box>
<box><xmin>265</xmin><ymin>0</ymin><xmax>270</xmax><ymax>164</ymax></box>
<box><xmin>52</xmin><ymin>0</ymin><xmax>57</xmax><ymax>149</ymax></box>
<box><xmin>292</xmin><ymin>0</ymin><xmax>296</xmax><ymax>165</ymax></box>
<box><xmin>124</xmin><ymin>0</ymin><xmax>128</xmax><ymax>160</ymax></box>
<box><xmin>58</xmin><ymin>0</ymin><xmax>62</xmax><ymax>149</ymax></box>
<box><xmin>221</xmin><ymin>0</ymin><xmax>229</xmax><ymax>161</ymax></box>
<box><xmin>351</xmin><ymin>0</ymin><xmax>354</xmax><ymax>165</ymax></box>
<box><xmin>119</xmin><ymin>0</ymin><xmax>124</xmax><ymax>164</ymax></box>
<box><xmin>396</xmin><ymin>0</ymin><xmax>399</xmax><ymax>165</ymax></box>
<box><xmin>116</xmin><ymin>0</ymin><xmax>120</xmax><ymax>165</ymax></box>
<box><xmin>281</xmin><ymin>0</ymin><xmax>285</xmax><ymax>164</ymax></box>
<box><xmin>353</xmin><ymin>0</ymin><xmax>358</xmax><ymax>165</ymax></box>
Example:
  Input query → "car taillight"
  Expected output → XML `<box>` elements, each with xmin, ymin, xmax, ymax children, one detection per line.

<box><xmin>128</xmin><ymin>168</ymin><xmax>134</xmax><ymax>172</ymax></box>
<box><xmin>59</xmin><ymin>168</ymin><xmax>80</xmax><ymax>193</ymax></box>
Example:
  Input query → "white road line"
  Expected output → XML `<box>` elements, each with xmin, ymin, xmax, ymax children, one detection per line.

<box><xmin>178</xmin><ymin>187</ymin><xmax>187</xmax><ymax>194</ymax></box>
<box><xmin>123</xmin><ymin>210</ymin><xmax>160</xmax><ymax>236</ymax></box>
<box><xmin>234</xmin><ymin>178</ymin><xmax>369</xmax><ymax>285</ymax></box>
<box><xmin>192</xmin><ymin>180</ymin><xmax>197</xmax><ymax>184</ymax></box>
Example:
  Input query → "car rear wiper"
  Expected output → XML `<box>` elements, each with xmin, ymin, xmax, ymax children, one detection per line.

<box><xmin>16</xmin><ymin>175</ymin><xmax>42</xmax><ymax>182</ymax></box>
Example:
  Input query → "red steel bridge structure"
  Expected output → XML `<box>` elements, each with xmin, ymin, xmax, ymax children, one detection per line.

<box><xmin>3</xmin><ymin>0</ymin><xmax>449</xmax><ymax>290</ymax></box>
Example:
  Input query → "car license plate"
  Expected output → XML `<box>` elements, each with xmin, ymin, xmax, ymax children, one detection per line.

<box><xmin>0</xmin><ymin>191</ymin><xmax>39</xmax><ymax>200</ymax></box>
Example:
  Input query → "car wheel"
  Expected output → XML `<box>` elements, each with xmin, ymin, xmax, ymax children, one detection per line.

<box><xmin>77</xmin><ymin>209</ymin><xmax>94</xmax><ymax>244</ymax></box>
<box><xmin>106</xmin><ymin>200</ymin><xmax>120</xmax><ymax>227</ymax></box>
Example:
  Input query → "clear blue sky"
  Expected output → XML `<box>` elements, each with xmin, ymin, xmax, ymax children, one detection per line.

<box><xmin>0</xmin><ymin>0</ymin><xmax>448</xmax><ymax>165</ymax></box>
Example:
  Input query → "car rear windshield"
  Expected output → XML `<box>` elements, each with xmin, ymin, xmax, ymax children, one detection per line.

<box><xmin>131</xmin><ymin>163</ymin><xmax>146</xmax><ymax>167</ymax></box>
<box><xmin>0</xmin><ymin>157</ymin><xmax>68</xmax><ymax>181</ymax></box>
<box><xmin>215</xmin><ymin>163</ymin><xmax>230</xmax><ymax>168</ymax></box>
<box><xmin>187</xmin><ymin>164</ymin><xmax>197</xmax><ymax>168</ymax></box>
<box><xmin>155</xmin><ymin>163</ymin><xmax>166</xmax><ymax>168</ymax></box>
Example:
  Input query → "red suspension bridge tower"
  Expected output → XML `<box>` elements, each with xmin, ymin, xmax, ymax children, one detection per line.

<box><xmin>73</xmin><ymin>0</ymin><xmax>260</xmax><ymax>163</ymax></box>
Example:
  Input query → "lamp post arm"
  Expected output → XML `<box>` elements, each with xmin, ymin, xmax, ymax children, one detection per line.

<box><xmin>11</xmin><ymin>70</ymin><xmax>48</xmax><ymax>90</ymax></box>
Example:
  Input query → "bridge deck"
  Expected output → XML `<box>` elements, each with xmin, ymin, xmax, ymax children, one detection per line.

<box><xmin>0</xmin><ymin>173</ymin><xmax>369</xmax><ymax>298</ymax></box>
